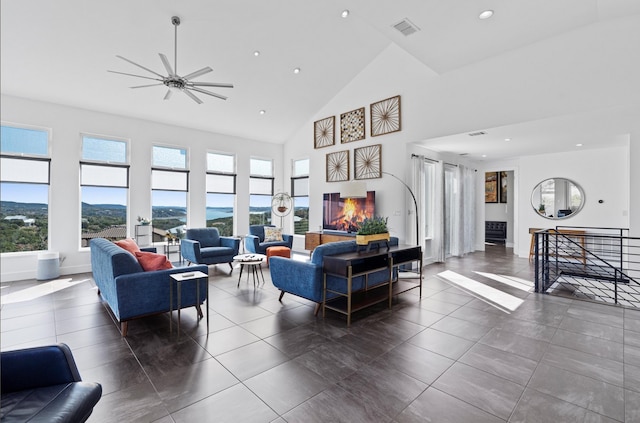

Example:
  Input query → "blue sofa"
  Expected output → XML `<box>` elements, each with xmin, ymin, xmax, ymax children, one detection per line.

<box><xmin>269</xmin><ymin>238</ymin><xmax>398</xmax><ymax>314</ymax></box>
<box><xmin>90</xmin><ymin>238</ymin><xmax>208</xmax><ymax>336</ymax></box>
<box><xmin>245</xmin><ymin>225</ymin><xmax>294</xmax><ymax>255</ymax></box>
<box><xmin>1</xmin><ymin>343</ymin><xmax>102</xmax><ymax>422</ymax></box>
<box><xmin>181</xmin><ymin>228</ymin><xmax>240</xmax><ymax>272</ymax></box>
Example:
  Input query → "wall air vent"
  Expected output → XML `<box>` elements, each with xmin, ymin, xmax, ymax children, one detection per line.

<box><xmin>468</xmin><ymin>131</ymin><xmax>487</xmax><ymax>136</ymax></box>
<box><xmin>393</xmin><ymin>18</ymin><xmax>420</xmax><ymax>36</ymax></box>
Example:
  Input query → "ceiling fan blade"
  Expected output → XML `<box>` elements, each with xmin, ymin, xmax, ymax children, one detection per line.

<box><xmin>182</xmin><ymin>89</ymin><xmax>203</xmax><ymax>104</ymax></box>
<box><xmin>188</xmin><ymin>81</ymin><xmax>234</xmax><ymax>88</ymax></box>
<box><xmin>182</xmin><ymin>67</ymin><xmax>213</xmax><ymax>80</ymax></box>
<box><xmin>189</xmin><ymin>87</ymin><xmax>228</xmax><ymax>101</ymax></box>
<box><xmin>116</xmin><ymin>55</ymin><xmax>165</xmax><ymax>78</ymax></box>
<box><xmin>108</xmin><ymin>70</ymin><xmax>163</xmax><ymax>82</ymax></box>
<box><xmin>164</xmin><ymin>90</ymin><xmax>172</xmax><ymax>100</ymax></box>
<box><xmin>159</xmin><ymin>53</ymin><xmax>175</xmax><ymax>76</ymax></box>
<box><xmin>131</xmin><ymin>83</ymin><xmax>163</xmax><ymax>89</ymax></box>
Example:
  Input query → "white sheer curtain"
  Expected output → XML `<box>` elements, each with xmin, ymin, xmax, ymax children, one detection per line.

<box><xmin>451</xmin><ymin>164</ymin><xmax>476</xmax><ymax>256</ymax></box>
<box><xmin>433</xmin><ymin>160</ymin><xmax>446</xmax><ymax>262</ymax></box>
<box><xmin>410</xmin><ymin>155</ymin><xmax>425</xmax><ymax>249</ymax></box>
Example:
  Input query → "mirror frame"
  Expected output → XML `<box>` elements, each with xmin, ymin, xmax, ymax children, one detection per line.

<box><xmin>530</xmin><ymin>177</ymin><xmax>585</xmax><ymax>220</ymax></box>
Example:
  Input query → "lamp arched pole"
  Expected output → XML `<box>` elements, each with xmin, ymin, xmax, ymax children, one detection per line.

<box><xmin>381</xmin><ymin>171</ymin><xmax>419</xmax><ymax>247</ymax></box>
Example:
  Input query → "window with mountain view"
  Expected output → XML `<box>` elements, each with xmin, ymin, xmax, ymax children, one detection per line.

<box><xmin>152</xmin><ymin>145</ymin><xmax>188</xmax><ymax>239</ymax></box>
<box><xmin>80</xmin><ymin>135</ymin><xmax>129</xmax><ymax>247</ymax></box>
<box><xmin>292</xmin><ymin>158</ymin><xmax>309</xmax><ymax>235</ymax></box>
<box><xmin>206</xmin><ymin>152</ymin><xmax>235</xmax><ymax>236</ymax></box>
<box><xmin>249</xmin><ymin>158</ymin><xmax>274</xmax><ymax>226</ymax></box>
<box><xmin>0</xmin><ymin>124</ymin><xmax>51</xmax><ymax>253</ymax></box>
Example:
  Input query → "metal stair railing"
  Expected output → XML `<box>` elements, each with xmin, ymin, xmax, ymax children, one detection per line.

<box><xmin>534</xmin><ymin>226</ymin><xmax>640</xmax><ymax>307</ymax></box>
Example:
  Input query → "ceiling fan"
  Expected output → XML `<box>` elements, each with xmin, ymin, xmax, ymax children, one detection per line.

<box><xmin>108</xmin><ymin>16</ymin><xmax>233</xmax><ymax>104</ymax></box>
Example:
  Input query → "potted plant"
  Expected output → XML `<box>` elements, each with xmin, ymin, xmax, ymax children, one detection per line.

<box><xmin>356</xmin><ymin>216</ymin><xmax>390</xmax><ymax>245</ymax></box>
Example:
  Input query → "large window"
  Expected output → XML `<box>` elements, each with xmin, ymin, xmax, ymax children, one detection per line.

<box><xmin>249</xmin><ymin>158</ymin><xmax>273</xmax><ymax>225</ymax></box>
<box><xmin>291</xmin><ymin>158</ymin><xmax>309</xmax><ymax>235</ymax></box>
<box><xmin>206</xmin><ymin>152</ymin><xmax>236</xmax><ymax>236</ymax></box>
<box><xmin>0</xmin><ymin>124</ymin><xmax>50</xmax><ymax>253</ymax></box>
<box><xmin>152</xmin><ymin>145</ymin><xmax>188</xmax><ymax>239</ymax></box>
<box><xmin>80</xmin><ymin>135</ymin><xmax>129</xmax><ymax>247</ymax></box>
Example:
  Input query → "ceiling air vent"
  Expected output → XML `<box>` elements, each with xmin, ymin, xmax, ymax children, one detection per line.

<box><xmin>468</xmin><ymin>131</ymin><xmax>487</xmax><ymax>137</ymax></box>
<box><xmin>393</xmin><ymin>18</ymin><xmax>420</xmax><ymax>36</ymax></box>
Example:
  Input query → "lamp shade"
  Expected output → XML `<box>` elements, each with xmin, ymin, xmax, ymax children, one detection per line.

<box><xmin>340</xmin><ymin>181</ymin><xmax>367</xmax><ymax>198</ymax></box>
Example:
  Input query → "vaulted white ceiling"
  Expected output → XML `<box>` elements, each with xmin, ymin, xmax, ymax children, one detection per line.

<box><xmin>2</xmin><ymin>0</ymin><xmax>639</xmax><ymax>156</ymax></box>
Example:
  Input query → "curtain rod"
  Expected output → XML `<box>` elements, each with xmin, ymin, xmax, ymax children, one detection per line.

<box><xmin>410</xmin><ymin>153</ymin><xmax>457</xmax><ymax>167</ymax></box>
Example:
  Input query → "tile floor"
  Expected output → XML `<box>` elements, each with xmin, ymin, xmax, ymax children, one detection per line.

<box><xmin>2</xmin><ymin>245</ymin><xmax>640</xmax><ymax>422</ymax></box>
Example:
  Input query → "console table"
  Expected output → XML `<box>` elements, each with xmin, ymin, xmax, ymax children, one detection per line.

<box><xmin>322</xmin><ymin>245</ymin><xmax>422</xmax><ymax>326</ymax></box>
<box><xmin>305</xmin><ymin>231</ymin><xmax>354</xmax><ymax>253</ymax></box>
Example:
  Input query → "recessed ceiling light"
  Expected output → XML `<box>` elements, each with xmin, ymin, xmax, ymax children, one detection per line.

<box><xmin>293</xmin><ymin>68</ymin><xmax>301</xmax><ymax>74</ymax></box>
<box><xmin>479</xmin><ymin>10</ymin><xmax>494</xmax><ymax>20</ymax></box>
<box><xmin>341</xmin><ymin>10</ymin><xmax>350</xmax><ymax>18</ymax></box>
<box><xmin>253</xmin><ymin>51</ymin><xmax>260</xmax><ymax>57</ymax></box>
<box><xmin>505</xmin><ymin>138</ymin><xmax>511</xmax><ymax>142</ymax></box>
<box><xmin>482</xmin><ymin>154</ymin><xmax>487</xmax><ymax>158</ymax></box>
<box><xmin>259</xmin><ymin>110</ymin><xmax>266</xmax><ymax>115</ymax></box>
<box><xmin>576</xmin><ymin>143</ymin><xmax>583</xmax><ymax>147</ymax></box>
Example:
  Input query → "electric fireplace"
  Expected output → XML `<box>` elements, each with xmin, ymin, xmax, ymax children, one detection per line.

<box><xmin>322</xmin><ymin>191</ymin><xmax>375</xmax><ymax>233</ymax></box>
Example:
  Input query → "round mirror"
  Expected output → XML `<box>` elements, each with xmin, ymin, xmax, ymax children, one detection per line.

<box><xmin>531</xmin><ymin>178</ymin><xmax>584</xmax><ymax>220</ymax></box>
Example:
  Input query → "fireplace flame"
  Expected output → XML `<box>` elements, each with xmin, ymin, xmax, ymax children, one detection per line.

<box><xmin>330</xmin><ymin>197</ymin><xmax>371</xmax><ymax>232</ymax></box>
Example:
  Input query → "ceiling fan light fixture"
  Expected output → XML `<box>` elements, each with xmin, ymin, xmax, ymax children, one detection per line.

<box><xmin>109</xmin><ymin>16</ymin><xmax>233</xmax><ymax>104</ymax></box>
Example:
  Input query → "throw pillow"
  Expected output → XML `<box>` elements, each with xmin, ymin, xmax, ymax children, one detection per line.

<box><xmin>115</xmin><ymin>238</ymin><xmax>141</xmax><ymax>255</ymax></box>
<box><xmin>264</xmin><ymin>226</ymin><xmax>283</xmax><ymax>242</ymax></box>
<box><xmin>134</xmin><ymin>251</ymin><xmax>173</xmax><ymax>271</ymax></box>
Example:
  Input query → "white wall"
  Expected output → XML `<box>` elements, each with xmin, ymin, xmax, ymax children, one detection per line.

<box><xmin>514</xmin><ymin>146</ymin><xmax>630</xmax><ymax>258</ymax></box>
<box><xmin>0</xmin><ymin>95</ymin><xmax>283</xmax><ymax>282</ymax></box>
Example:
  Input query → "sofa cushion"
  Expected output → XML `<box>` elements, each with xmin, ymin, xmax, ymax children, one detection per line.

<box><xmin>264</xmin><ymin>227</ymin><xmax>283</xmax><ymax>242</ymax></box>
<box><xmin>200</xmin><ymin>246</ymin><xmax>235</xmax><ymax>258</ymax></box>
<box><xmin>114</xmin><ymin>238</ymin><xmax>140</xmax><ymax>255</ymax></box>
<box><xmin>134</xmin><ymin>251</ymin><xmax>173</xmax><ymax>271</ymax></box>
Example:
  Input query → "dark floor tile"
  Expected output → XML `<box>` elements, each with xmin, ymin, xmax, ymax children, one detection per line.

<box><xmin>459</xmin><ymin>343</ymin><xmax>538</xmax><ymax>386</ymax></box>
<box><xmin>216</xmin><ymin>340</ymin><xmax>289</xmax><ymax>381</ymax></box>
<box><xmin>559</xmin><ymin>315</ymin><xmax>624</xmax><ymax>343</ymax></box>
<box><xmin>282</xmin><ymin>384</ymin><xmax>390</xmax><ymax>423</ymax></box>
<box><xmin>542</xmin><ymin>344</ymin><xmax>624</xmax><ymax>387</ymax></box>
<box><xmin>151</xmin><ymin>357</ymin><xmax>239</xmax><ymax>413</ymax></box>
<box><xmin>244</xmin><ymin>360</ymin><xmax>331</xmax><ymax>415</ymax></box>
<box><xmin>550</xmin><ymin>329</ymin><xmax>623</xmax><ymax>362</ymax></box>
<box><xmin>395</xmin><ymin>387</ymin><xmax>505</xmax><ymax>423</ymax></box>
<box><xmin>264</xmin><ymin>325</ymin><xmax>331</xmax><ymax>358</ymax></box>
<box><xmin>433</xmin><ymin>362</ymin><xmax>523</xmax><ymax>420</ymax></box>
<box><xmin>390</xmin><ymin>303</ymin><xmax>445</xmax><ymax>327</ymax></box>
<box><xmin>430</xmin><ymin>315</ymin><xmax>493</xmax><ymax>341</ymax></box>
<box><xmin>480</xmin><ymin>328</ymin><xmax>549</xmax><ymax>361</ymax></box>
<box><xmin>337</xmin><ymin>361</ymin><xmax>427</xmax><ymax>419</ymax></box>
<box><xmin>494</xmin><ymin>316</ymin><xmax>557</xmax><ymax>342</ymax></box>
<box><xmin>293</xmin><ymin>340</ymin><xmax>368</xmax><ymax>383</ymax></box>
<box><xmin>417</xmin><ymin>297</ymin><xmax>462</xmax><ymax>315</ymax></box>
<box><xmin>407</xmin><ymin>328</ymin><xmax>474</xmax><ymax>360</ymax></box>
<box><xmin>626</xmin><ymin>389</ymin><xmax>640</xmax><ymax>423</ymax></box>
<box><xmin>509</xmin><ymin>388</ymin><xmax>592</xmax><ymax>423</ymax></box>
<box><xmin>80</xmin><ymin>355</ymin><xmax>148</xmax><ymax>395</ymax></box>
<box><xmin>239</xmin><ymin>313</ymin><xmax>300</xmax><ymax>339</ymax></box>
<box><xmin>528</xmin><ymin>363</ymin><xmax>625</xmax><ymax>421</ymax></box>
<box><xmin>89</xmin><ymin>380</ymin><xmax>169</xmax><ymax>422</ymax></box>
<box><xmin>376</xmin><ymin>342</ymin><xmax>454</xmax><ymax>385</ymax></box>
<box><xmin>194</xmin><ymin>325</ymin><xmax>260</xmax><ymax>357</ymax></box>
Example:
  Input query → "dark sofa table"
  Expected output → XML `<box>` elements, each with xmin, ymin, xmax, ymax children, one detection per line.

<box><xmin>322</xmin><ymin>245</ymin><xmax>422</xmax><ymax>326</ymax></box>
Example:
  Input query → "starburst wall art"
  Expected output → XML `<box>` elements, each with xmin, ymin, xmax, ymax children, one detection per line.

<box><xmin>370</xmin><ymin>95</ymin><xmax>401</xmax><ymax>137</ymax></box>
<box><xmin>354</xmin><ymin>144</ymin><xmax>381</xmax><ymax>180</ymax></box>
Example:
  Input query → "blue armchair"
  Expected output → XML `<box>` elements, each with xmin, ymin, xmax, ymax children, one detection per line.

<box><xmin>1</xmin><ymin>343</ymin><xmax>102</xmax><ymax>422</ymax></box>
<box><xmin>245</xmin><ymin>225</ymin><xmax>293</xmax><ymax>255</ymax></box>
<box><xmin>182</xmin><ymin>228</ymin><xmax>240</xmax><ymax>272</ymax></box>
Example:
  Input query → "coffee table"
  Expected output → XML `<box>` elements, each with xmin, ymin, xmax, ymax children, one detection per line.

<box><xmin>233</xmin><ymin>254</ymin><xmax>266</xmax><ymax>287</ymax></box>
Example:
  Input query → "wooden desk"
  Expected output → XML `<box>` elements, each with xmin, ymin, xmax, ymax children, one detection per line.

<box><xmin>529</xmin><ymin>228</ymin><xmax>586</xmax><ymax>264</ymax></box>
<box><xmin>322</xmin><ymin>245</ymin><xmax>422</xmax><ymax>326</ymax></box>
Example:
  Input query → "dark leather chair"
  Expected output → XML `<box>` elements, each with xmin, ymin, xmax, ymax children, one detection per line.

<box><xmin>245</xmin><ymin>225</ymin><xmax>293</xmax><ymax>255</ymax></box>
<box><xmin>1</xmin><ymin>343</ymin><xmax>102</xmax><ymax>422</ymax></box>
